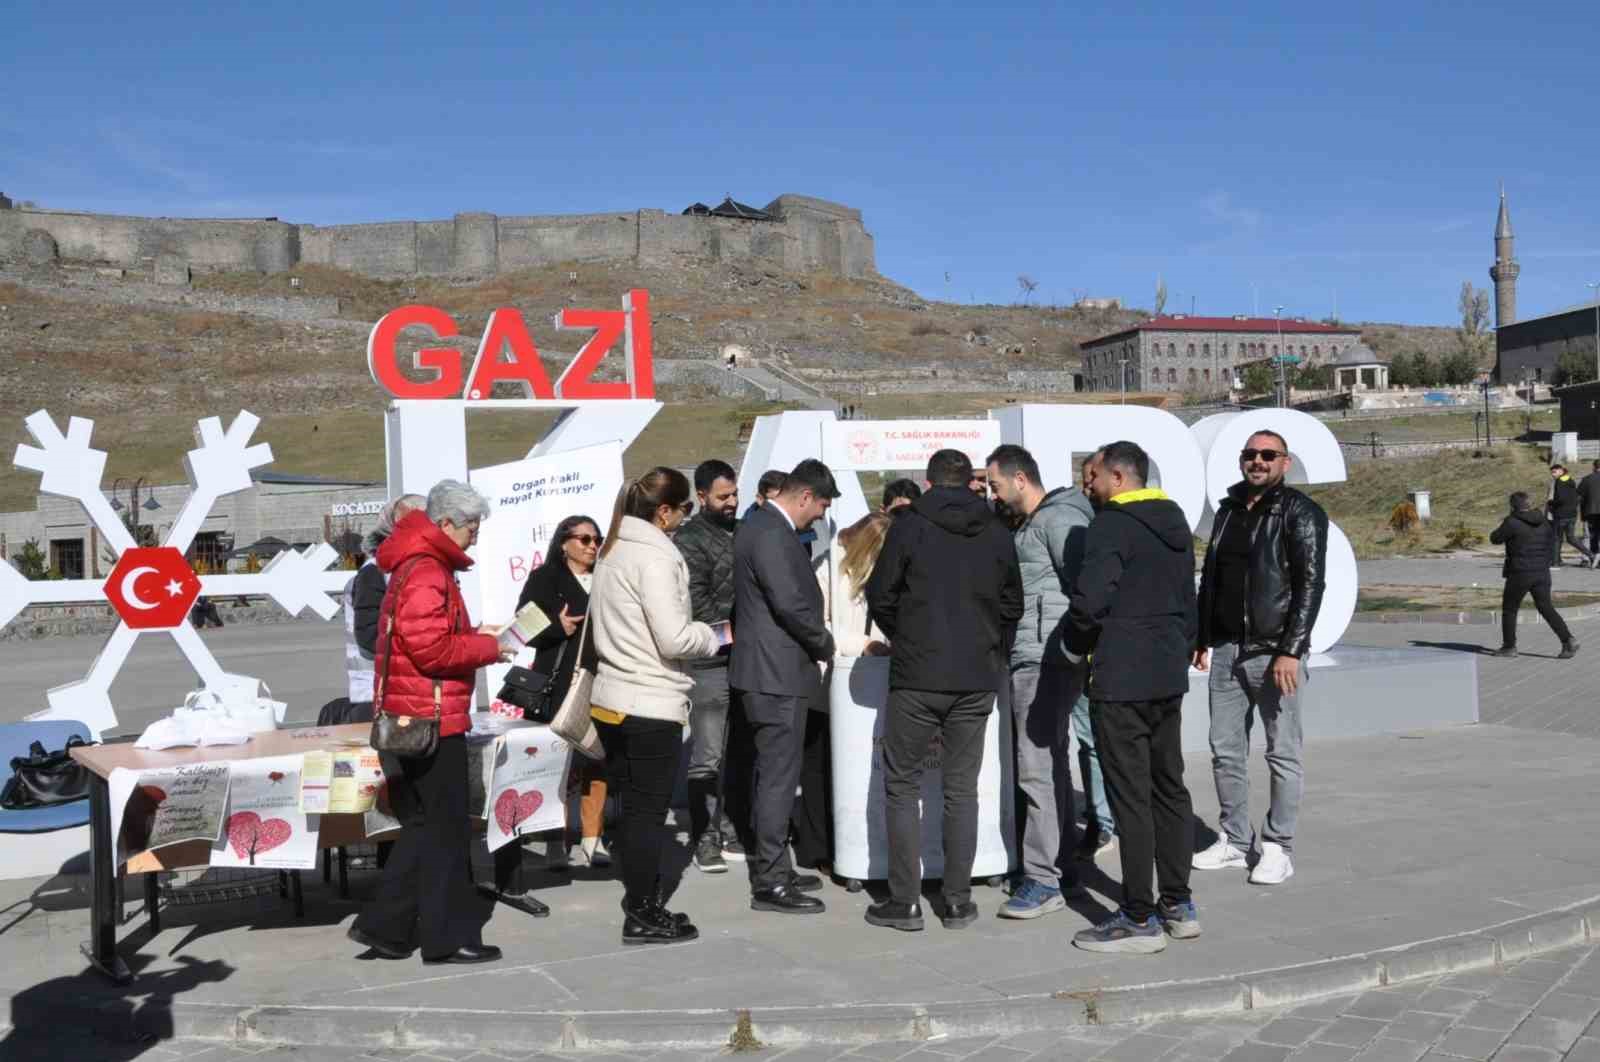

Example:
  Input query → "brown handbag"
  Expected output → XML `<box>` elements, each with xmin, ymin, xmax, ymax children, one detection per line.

<box><xmin>370</xmin><ymin>559</ymin><xmax>442</xmax><ymax>759</ymax></box>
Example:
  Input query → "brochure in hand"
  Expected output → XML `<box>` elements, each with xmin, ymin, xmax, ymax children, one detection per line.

<box><xmin>497</xmin><ymin>601</ymin><xmax>552</xmax><ymax>653</ymax></box>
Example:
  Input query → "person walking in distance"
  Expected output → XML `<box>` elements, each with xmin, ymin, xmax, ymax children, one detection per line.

<box><xmin>1546</xmin><ymin>464</ymin><xmax>1592</xmax><ymax>568</ymax></box>
<box><xmin>675</xmin><ymin>460</ymin><xmax>741</xmax><ymax>874</ymax></box>
<box><xmin>864</xmin><ymin>449</ymin><xmax>1023</xmax><ymax>931</ymax></box>
<box><xmin>1577</xmin><ymin>460</ymin><xmax>1600</xmax><ymax>566</ymax></box>
<box><xmin>728</xmin><ymin>460</ymin><xmax>838</xmax><ymax>914</ymax></box>
<box><xmin>984</xmin><ymin>444</ymin><xmax>1094</xmax><ymax>919</ymax></box>
<box><xmin>1192</xmin><ymin>431</ymin><xmax>1327</xmax><ymax>888</ymax></box>
<box><xmin>1490</xmin><ymin>492</ymin><xmax>1580</xmax><ymax>659</ymax></box>
<box><xmin>1066</xmin><ymin>442</ymin><xmax>1199</xmax><ymax>954</ymax></box>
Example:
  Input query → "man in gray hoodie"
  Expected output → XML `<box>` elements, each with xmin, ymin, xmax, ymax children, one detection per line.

<box><xmin>986</xmin><ymin>444</ymin><xmax>1096</xmax><ymax>919</ymax></box>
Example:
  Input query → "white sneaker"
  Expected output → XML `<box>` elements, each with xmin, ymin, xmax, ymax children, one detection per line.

<box><xmin>588</xmin><ymin>837</ymin><xmax>612</xmax><ymax>868</ymax></box>
<box><xmin>1249</xmin><ymin>841</ymin><xmax>1294</xmax><ymax>885</ymax></box>
<box><xmin>1192</xmin><ymin>837</ymin><xmax>1249</xmax><ymax>870</ymax></box>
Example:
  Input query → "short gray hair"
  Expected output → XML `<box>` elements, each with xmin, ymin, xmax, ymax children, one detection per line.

<box><xmin>367</xmin><ymin>493</ymin><xmax>425</xmax><ymax>550</ymax></box>
<box><xmin>426</xmin><ymin>480</ymin><xmax>491</xmax><ymax>528</ymax></box>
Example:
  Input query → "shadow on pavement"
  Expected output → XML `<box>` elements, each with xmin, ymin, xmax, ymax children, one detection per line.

<box><xmin>1407</xmin><ymin>639</ymin><xmax>1493</xmax><ymax>655</ymax></box>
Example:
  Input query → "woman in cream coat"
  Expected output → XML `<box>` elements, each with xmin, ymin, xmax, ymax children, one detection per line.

<box><xmin>589</xmin><ymin>467</ymin><xmax>721</xmax><ymax>946</ymax></box>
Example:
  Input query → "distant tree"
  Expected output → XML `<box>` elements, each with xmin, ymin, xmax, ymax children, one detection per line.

<box><xmin>1017</xmin><ymin>275</ymin><xmax>1039</xmax><ymax>305</ymax></box>
<box><xmin>13</xmin><ymin>538</ymin><xmax>47</xmax><ymax>580</ymax></box>
<box><xmin>1242</xmin><ymin>362</ymin><xmax>1274</xmax><ymax>396</ymax></box>
<box><xmin>1457</xmin><ymin>281</ymin><xmax>1492</xmax><ymax>363</ymax></box>
<box><xmin>1387</xmin><ymin>351</ymin><xmax>1417</xmax><ymax>387</ymax></box>
<box><xmin>1439</xmin><ymin>348</ymin><xmax>1479</xmax><ymax>386</ymax></box>
<box><xmin>1155</xmin><ymin>275</ymin><xmax>1168</xmax><ymax>316</ymax></box>
<box><xmin>1295</xmin><ymin>363</ymin><xmax>1333</xmax><ymax>390</ymax></box>
<box><xmin>1557</xmin><ymin>349</ymin><xmax>1597</xmax><ymax>386</ymax></box>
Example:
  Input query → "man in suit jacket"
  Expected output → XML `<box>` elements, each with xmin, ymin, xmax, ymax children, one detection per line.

<box><xmin>728</xmin><ymin>458</ymin><xmax>838</xmax><ymax>914</ymax></box>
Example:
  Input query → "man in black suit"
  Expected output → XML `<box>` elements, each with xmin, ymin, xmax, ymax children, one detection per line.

<box><xmin>864</xmin><ymin>449</ymin><xmax>1023</xmax><ymax>932</ymax></box>
<box><xmin>728</xmin><ymin>459</ymin><xmax>839</xmax><ymax>914</ymax></box>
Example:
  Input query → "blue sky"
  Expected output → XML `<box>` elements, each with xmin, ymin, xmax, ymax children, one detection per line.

<box><xmin>4</xmin><ymin>1</ymin><xmax>1597</xmax><ymax>326</ymax></box>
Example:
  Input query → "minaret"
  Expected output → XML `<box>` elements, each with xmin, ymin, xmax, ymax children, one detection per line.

<box><xmin>1490</xmin><ymin>186</ymin><xmax>1518</xmax><ymax>329</ymax></box>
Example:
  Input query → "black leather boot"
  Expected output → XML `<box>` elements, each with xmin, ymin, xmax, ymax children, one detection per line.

<box><xmin>621</xmin><ymin>895</ymin><xmax>699</xmax><ymax>945</ymax></box>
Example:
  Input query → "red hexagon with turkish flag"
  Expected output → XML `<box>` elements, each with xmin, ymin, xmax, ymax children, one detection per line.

<box><xmin>104</xmin><ymin>547</ymin><xmax>203</xmax><ymax>630</ymax></box>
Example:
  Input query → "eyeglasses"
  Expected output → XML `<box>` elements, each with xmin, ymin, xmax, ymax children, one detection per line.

<box><xmin>567</xmin><ymin>534</ymin><xmax>602</xmax><ymax>547</ymax></box>
<box><xmin>1239</xmin><ymin>448</ymin><xmax>1285</xmax><ymax>462</ymax></box>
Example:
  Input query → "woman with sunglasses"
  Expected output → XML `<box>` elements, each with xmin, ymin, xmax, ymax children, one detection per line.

<box><xmin>590</xmin><ymin>467</ymin><xmax>721</xmax><ymax>944</ymax></box>
<box><xmin>514</xmin><ymin>515</ymin><xmax>610</xmax><ymax>868</ymax></box>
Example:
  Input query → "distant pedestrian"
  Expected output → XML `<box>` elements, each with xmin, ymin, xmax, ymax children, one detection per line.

<box><xmin>1546</xmin><ymin>464</ymin><xmax>1592</xmax><ymax>567</ymax></box>
<box><xmin>1066</xmin><ymin>442</ymin><xmax>1199</xmax><ymax>954</ymax></box>
<box><xmin>984</xmin><ymin>443</ymin><xmax>1096</xmax><ymax>920</ymax></box>
<box><xmin>1193</xmin><ymin>430</ymin><xmax>1327</xmax><ymax>888</ymax></box>
<box><xmin>1578</xmin><ymin>460</ymin><xmax>1600</xmax><ymax>563</ymax></box>
<box><xmin>865</xmin><ymin>449</ymin><xmax>1023</xmax><ymax>932</ymax></box>
<box><xmin>1491</xmin><ymin>492</ymin><xmax>1579</xmax><ymax>659</ymax></box>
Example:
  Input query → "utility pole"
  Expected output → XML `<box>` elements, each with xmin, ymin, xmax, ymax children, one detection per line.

<box><xmin>1275</xmin><ymin>306</ymin><xmax>1286</xmax><ymax>408</ymax></box>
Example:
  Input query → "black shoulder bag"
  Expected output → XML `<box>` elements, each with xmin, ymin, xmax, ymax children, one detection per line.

<box><xmin>370</xmin><ymin>559</ymin><xmax>442</xmax><ymax>759</ymax></box>
<box><xmin>1</xmin><ymin>736</ymin><xmax>92</xmax><ymax>809</ymax></box>
<box><xmin>496</xmin><ymin>633</ymin><xmax>570</xmax><ymax>724</ymax></box>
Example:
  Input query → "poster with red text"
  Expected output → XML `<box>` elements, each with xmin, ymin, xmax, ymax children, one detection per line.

<box><xmin>483</xmin><ymin>727</ymin><xmax>570</xmax><ymax>852</ymax></box>
<box><xmin>209</xmin><ymin>755</ymin><xmax>320</xmax><ymax>869</ymax></box>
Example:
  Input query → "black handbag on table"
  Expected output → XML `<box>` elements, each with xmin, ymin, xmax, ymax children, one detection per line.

<box><xmin>369</xmin><ymin>559</ymin><xmax>441</xmax><ymax>760</ymax></box>
<box><xmin>1</xmin><ymin>736</ymin><xmax>92</xmax><ymax>809</ymax></box>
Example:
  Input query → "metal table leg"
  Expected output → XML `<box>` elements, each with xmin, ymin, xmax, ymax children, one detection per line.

<box><xmin>81</xmin><ymin>774</ymin><xmax>132</xmax><ymax>984</ymax></box>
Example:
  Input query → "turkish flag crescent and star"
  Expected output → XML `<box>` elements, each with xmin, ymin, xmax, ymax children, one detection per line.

<box><xmin>104</xmin><ymin>546</ymin><xmax>203</xmax><ymax>629</ymax></box>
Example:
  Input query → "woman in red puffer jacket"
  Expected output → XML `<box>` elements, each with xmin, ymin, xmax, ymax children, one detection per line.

<box><xmin>349</xmin><ymin>481</ymin><xmax>511</xmax><ymax>967</ymax></box>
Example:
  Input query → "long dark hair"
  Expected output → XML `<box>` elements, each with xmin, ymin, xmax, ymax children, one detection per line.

<box><xmin>600</xmin><ymin>467</ymin><xmax>691</xmax><ymax>559</ymax></box>
<box><xmin>541</xmin><ymin>514</ymin><xmax>600</xmax><ymax>571</ymax></box>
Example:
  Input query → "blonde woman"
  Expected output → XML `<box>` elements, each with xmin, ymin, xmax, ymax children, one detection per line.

<box><xmin>589</xmin><ymin>467</ymin><xmax>721</xmax><ymax>944</ymax></box>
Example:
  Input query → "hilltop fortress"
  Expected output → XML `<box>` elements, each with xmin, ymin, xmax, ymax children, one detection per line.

<box><xmin>0</xmin><ymin>192</ymin><xmax>876</xmax><ymax>281</ymax></box>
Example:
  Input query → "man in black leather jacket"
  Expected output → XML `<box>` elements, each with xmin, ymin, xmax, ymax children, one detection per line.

<box><xmin>1192</xmin><ymin>430</ymin><xmax>1327</xmax><ymax>888</ymax></box>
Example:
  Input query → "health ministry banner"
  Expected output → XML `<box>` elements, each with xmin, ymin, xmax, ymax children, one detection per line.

<box><xmin>470</xmin><ymin>441</ymin><xmax>625</xmax><ymax>710</ymax></box>
<box><xmin>821</xmin><ymin>420</ymin><xmax>1000</xmax><ymax>472</ymax></box>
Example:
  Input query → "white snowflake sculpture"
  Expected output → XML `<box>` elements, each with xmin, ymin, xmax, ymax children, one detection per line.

<box><xmin>2</xmin><ymin>410</ymin><xmax>354</xmax><ymax>735</ymax></box>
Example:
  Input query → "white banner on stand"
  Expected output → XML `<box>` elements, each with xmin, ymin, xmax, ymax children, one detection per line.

<box><xmin>470</xmin><ymin>441</ymin><xmax>625</xmax><ymax>711</ymax></box>
<box><xmin>821</xmin><ymin>420</ymin><xmax>1000</xmax><ymax>472</ymax></box>
<box><xmin>109</xmin><ymin>763</ymin><xmax>232</xmax><ymax>864</ymax></box>
<box><xmin>483</xmin><ymin>727</ymin><xmax>571</xmax><ymax>852</ymax></box>
<box><xmin>210</xmin><ymin>754</ymin><xmax>320</xmax><ymax>870</ymax></box>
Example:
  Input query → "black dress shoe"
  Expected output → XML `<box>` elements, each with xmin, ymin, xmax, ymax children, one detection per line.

<box><xmin>347</xmin><ymin>925</ymin><xmax>411</xmax><ymax>960</ymax></box>
<box><xmin>422</xmin><ymin>944</ymin><xmax>502</xmax><ymax>965</ymax></box>
<box><xmin>751</xmin><ymin>884</ymin><xmax>825</xmax><ymax>914</ymax></box>
<box><xmin>789</xmin><ymin>872</ymin><xmax>824</xmax><ymax>893</ymax></box>
<box><xmin>864</xmin><ymin>900</ymin><xmax>924</xmax><ymax>931</ymax></box>
<box><xmin>941</xmin><ymin>901</ymin><xmax>979</xmax><ymax>929</ymax></box>
<box><xmin>622</xmin><ymin>896</ymin><xmax>699</xmax><ymax>944</ymax></box>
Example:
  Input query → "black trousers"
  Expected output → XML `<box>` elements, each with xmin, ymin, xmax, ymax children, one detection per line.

<box><xmin>727</xmin><ymin>689</ymin><xmax>809</xmax><ymax>891</ymax></box>
<box><xmin>1502</xmin><ymin>573</ymin><xmax>1573</xmax><ymax>648</ymax></box>
<box><xmin>1588</xmin><ymin>517</ymin><xmax>1600</xmax><ymax>558</ymax></box>
<box><xmin>354</xmin><ymin>735</ymin><xmax>483</xmax><ymax>958</ymax></box>
<box><xmin>790</xmin><ymin>708</ymin><xmax>834</xmax><ymax>870</ymax></box>
<box><xmin>881</xmin><ymin>688</ymin><xmax>991</xmax><ymax>907</ymax></box>
<box><xmin>1090</xmin><ymin>696</ymin><xmax>1194</xmax><ymax>924</ymax></box>
<box><xmin>1552</xmin><ymin>517</ymin><xmax>1591</xmax><ymax>564</ymax></box>
<box><xmin>594</xmin><ymin>715</ymin><xmax>682</xmax><ymax>902</ymax></box>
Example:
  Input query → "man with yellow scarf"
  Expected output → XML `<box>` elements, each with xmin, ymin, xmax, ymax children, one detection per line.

<box><xmin>1063</xmin><ymin>440</ymin><xmax>1199</xmax><ymax>955</ymax></box>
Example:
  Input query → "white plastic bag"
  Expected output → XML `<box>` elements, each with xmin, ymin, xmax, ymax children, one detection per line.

<box><xmin>184</xmin><ymin>677</ymin><xmax>287</xmax><ymax>733</ymax></box>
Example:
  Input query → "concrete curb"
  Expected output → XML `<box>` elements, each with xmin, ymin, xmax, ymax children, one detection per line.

<box><xmin>1351</xmin><ymin>602</ymin><xmax>1600</xmax><ymax>626</ymax></box>
<box><xmin>8</xmin><ymin>899</ymin><xmax>1598</xmax><ymax>1051</ymax></box>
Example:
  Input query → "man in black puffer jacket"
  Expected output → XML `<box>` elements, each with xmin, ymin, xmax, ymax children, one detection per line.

<box><xmin>1065</xmin><ymin>440</ymin><xmax>1198</xmax><ymax>955</ymax></box>
<box><xmin>1546</xmin><ymin>464</ymin><xmax>1593</xmax><ymax>567</ymax></box>
<box><xmin>865</xmin><ymin>449</ymin><xmax>1023</xmax><ymax>932</ymax></box>
<box><xmin>1491</xmin><ymin>491</ymin><xmax>1578</xmax><ymax>659</ymax></box>
<box><xmin>675</xmin><ymin>459</ymin><xmax>741</xmax><ymax>873</ymax></box>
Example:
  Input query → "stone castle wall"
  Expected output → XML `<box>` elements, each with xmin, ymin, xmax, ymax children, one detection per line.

<box><xmin>0</xmin><ymin>194</ymin><xmax>876</xmax><ymax>281</ymax></box>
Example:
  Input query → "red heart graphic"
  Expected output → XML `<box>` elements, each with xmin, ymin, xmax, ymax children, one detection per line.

<box><xmin>226</xmin><ymin>811</ymin><xmax>293</xmax><ymax>864</ymax></box>
<box><xmin>493</xmin><ymin>788</ymin><xmax>544</xmax><ymax>836</ymax></box>
<box><xmin>524</xmin><ymin>747</ymin><xmax>538</xmax><ymax>757</ymax></box>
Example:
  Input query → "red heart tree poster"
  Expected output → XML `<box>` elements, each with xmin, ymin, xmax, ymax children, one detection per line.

<box><xmin>209</xmin><ymin>754</ymin><xmax>319</xmax><ymax>869</ymax></box>
<box><xmin>483</xmin><ymin>726</ymin><xmax>569</xmax><ymax>852</ymax></box>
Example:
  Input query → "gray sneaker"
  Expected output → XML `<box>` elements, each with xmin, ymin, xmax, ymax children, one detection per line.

<box><xmin>1157</xmin><ymin>898</ymin><xmax>1202</xmax><ymax>940</ymax></box>
<box><xmin>1072</xmin><ymin>911</ymin><xmax>1167</xmax><ymax>954</ymax></box>
<box><xmin>693</xmin><ymin>835</ymin><xmax>728</xmax><ymax>874</ymax></box>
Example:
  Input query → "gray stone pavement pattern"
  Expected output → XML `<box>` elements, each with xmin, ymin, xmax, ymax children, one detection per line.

<box><xmin>1357</xmin><ymin>557</ymin><xmax>1600</xmax><ymax>591</ymax></box>
<box><xmin>8</xmin><ymin>942</ymin><xmax>1600</xmax><ymax>1060</ymax></box>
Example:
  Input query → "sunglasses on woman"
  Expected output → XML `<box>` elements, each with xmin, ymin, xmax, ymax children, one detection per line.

<box><xmin>567</xmin><ymin>534</ymin><xmax>602</xmax><ymax>546</ymax></box>
<box><xmin>1239</xmin><ymin>448</ymin><xmax>1284</xmax><ymax>462</ymax></box>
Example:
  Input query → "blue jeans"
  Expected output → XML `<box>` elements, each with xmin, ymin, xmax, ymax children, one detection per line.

<box><xmin>1071</xmin><ymin>693</ymin><xmax>1116</xmax><ymax>837</ymax></box>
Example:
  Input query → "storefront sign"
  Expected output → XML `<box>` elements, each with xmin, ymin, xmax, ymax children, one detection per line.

<box><xmin>330</xmin><ymin>500</ymin><xmax>384</xmax><ymax>517</ymax></box>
